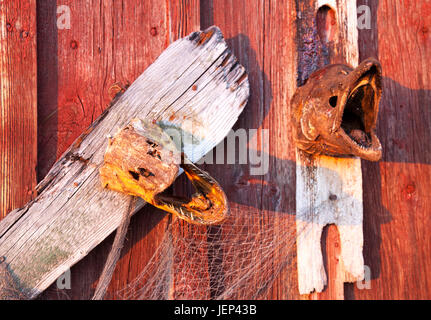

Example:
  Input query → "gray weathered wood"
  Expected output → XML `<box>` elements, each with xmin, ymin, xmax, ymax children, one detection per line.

<box><xmin>0</xmin><ymin>26</ymin><xmax>249</xmax><ymax>299</ymax></box>
<box><xmin>296</xmin><ymin>154</ymin><xmax>363</xmax><ymax>294</ymax></box>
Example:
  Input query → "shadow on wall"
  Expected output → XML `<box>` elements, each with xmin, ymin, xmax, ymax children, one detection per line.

<box><xmin>172</xmin><ymin>31</ymin><xmax>277</xmax><ymax>298</ymax></box>
<box><xmin>37</xmin><ymin>0</ymin><xmax>430</xmax><ymax>299</ymax></box>
<box><xmin>39</xmin><ymin>30</ymin><xmax>273</xmax><ymax>299</ymax></box>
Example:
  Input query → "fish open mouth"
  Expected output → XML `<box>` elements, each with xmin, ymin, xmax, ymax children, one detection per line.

<box><xmin>337</xmin><ymin>60</ymin><xmax>382</xmax><ymax>160</ymax></box>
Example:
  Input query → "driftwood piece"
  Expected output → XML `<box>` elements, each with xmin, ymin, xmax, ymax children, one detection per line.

<box><xmin>296</xmin><ymin>153</ymin><xmax>364</xmax><ymax>294</ymax></box>
<box><xmin>295</xmin><ymin>0</ymin><xmax>365</xmax><ymax>296</ymax></box>
<box><xmin>0</xmin><ymin>26</ymin><xmax>249</xmax><ymax>299</ymax></box>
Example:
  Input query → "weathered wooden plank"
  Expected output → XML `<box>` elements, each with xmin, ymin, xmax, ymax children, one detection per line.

<box><xmin>22</xmin><ymin>0</ymin><xmax>431</xmax><ymax>300</ymax></box>
<box><xmin>39</xmin><ymin>0</ymin><xmax>199</xmax><ymax>300</ymax></box>
<box><xmin>296</xmin><ymin>155</ymin><xmax>363</xmax><ymax>295</ymax></box>
<box><xmin>201</xmin><ymin>0</ymin><xmax>299</xmax><ymax>299</ymax></box>
<box><xmin>0</xmin><ymin>26</ymin><xmax>249</xmax><ymax>299</ymax></box>
<box><xmin>295</xmin><ymin>0</ymin><xmax>363</xmax><ymax>298</ymax></box>
<box><xmin>344</xmin><ymin>0</ymin><xmax>431</xmax><ymax>300</ymax></box>
<box><xmin>166</xmin><ymin>0</ymin><xmax>212</xmax><ymax>300</ymax></box>
<box><xmin>0</xmin><ymin>0</ymin><xmax>37</xmax><ymax>219</ymax></box>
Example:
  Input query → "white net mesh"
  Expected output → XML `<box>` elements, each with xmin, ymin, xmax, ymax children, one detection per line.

<box><xmin>114</xmin><ymin>207</ymin><xmax>303</xmax><ymax>300</ymax></box>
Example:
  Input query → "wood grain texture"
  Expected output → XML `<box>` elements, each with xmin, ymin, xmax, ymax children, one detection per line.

<box><xmin>344</xmin><ymin>0</ymin><xmax>431</xmax><ymax>300</ymax></box>
<box><xmin>39</xmin><ymin>0</ymin><xmax>200</xmax><ymax>300</ymax></box>
<box><xmin>0</xmin><ymin>24</ymin><xmax>248</xmax><ymax>299</ymax></box>
<box><xmin>296</xmin><ymin>154</ymin><xmax>364</xmax><ymax>295</ymax></box>
<box><xmin>0</xmin><ymin>0</ymin><xmax>37</xmax><ymax>219</ymax></box>
<box><xmin>2</xmin><ymin>0</ymin><xmax>429</xmax><ymax>300</ymax></box>
<box><xmin>295</xmin><ymin>0</ymin><xmax>364</xmax><ymax>299</ymax></box>
<box><xmin>166</xmin><ymin>0</ymin><xmax>208</xmax><ymax>300</ymax></box>
<box><xmin>201</xmin><ymin>0</ymin><xmax>299</xmax><ymax>299</ymax></box>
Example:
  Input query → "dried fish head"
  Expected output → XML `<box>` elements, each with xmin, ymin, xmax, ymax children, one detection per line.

<box><xmin>100</xmin><ymin>119</ymin><xmax>228</xmax><ymax>225</ymax></box>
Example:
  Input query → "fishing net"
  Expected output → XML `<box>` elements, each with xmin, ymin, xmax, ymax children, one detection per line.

<box><xmin>114</xmin><ymin>205</ymin><xmax>305</xmax><ymax>300</ymax></box>
<box><xmin>104</xmin><ymin>111</ymin><xmax>303</xmax><ymax>299</ymax></box>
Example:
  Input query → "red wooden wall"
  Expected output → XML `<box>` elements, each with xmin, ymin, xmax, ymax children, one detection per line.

<box><xmin>0</xmin><ymin>0</ymin><xmax>37</xmax><ymax>220</ymax></box>
<box><xmin>1</xmin><ymin>0</ymin><xmax>430</xmax><ymax>299</ymax></box>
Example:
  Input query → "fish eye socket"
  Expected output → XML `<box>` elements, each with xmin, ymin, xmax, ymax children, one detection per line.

<box><xmin>329</xmin><ymin>96</ymin><xmax>338</xmax><ymax>108</ymax></box>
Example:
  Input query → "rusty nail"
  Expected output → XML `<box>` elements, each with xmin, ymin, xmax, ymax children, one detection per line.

<box><xmin>70</xmin><ymin>40</ymin><xmax>79</xmax><ymax>50</ymax></box>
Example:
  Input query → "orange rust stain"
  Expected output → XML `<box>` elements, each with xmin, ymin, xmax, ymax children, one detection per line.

<box><xmin>220</xmin><ymin>53</ymin><xmax>232</xmax><ymax>67</ymax></box>
<box><xmin>70</xmin><ymin>154</ymin><xmax>89</xmax><ymax>164</ymax></box>
<box><xmin>192</xmin><ymin>85</ymin><xmax>198</xmax><ymax>91</ymax></box>
<box><xmin>169</xmin><ymin>114</ymin><xmax>176</xmax><ymax>121</ymax></box>
<box><xmin>72</xmin><ymin>126</ymin><xmax>94</xmax><ymax>149</ymax></box>
<box><xmin>239</xmin><ymin>99</ymin><xmax>248</xmax><ymax>109</ymax></box>
<box><xmin>108</xmin><ymin>83</ymin><xmax>127</xmax><ymax>98</ymax></box>
<box><xmin>197</xmin><ymin>29</ymin><xmax>215</xmax><ymax>45</ymax></box>
<box><xmin>72</xmin><ymin>136</ymin><xmax>84</xmax><ymax>149</ymax></box>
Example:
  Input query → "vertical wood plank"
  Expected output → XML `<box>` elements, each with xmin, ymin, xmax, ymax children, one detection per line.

<box><xmin>0</xmin><ymin>0</ymin><xmax>37</xmax><ymax>219</ymax></box>
<box><xmin>200</xmin><ymin>0</ymin><xmax>299</xmax><ymax>299</ymax></box>
<box><xmin>167</xmin><ymin>0</ymin><xmax>205</xmax><ymax>300</ymax></box>
<box><xmin>296</xmin><ymin>0</ymin><xmax>362</xmax><ymax>299</ymax></box>
<box><xmin>33</xmin><ymin>0</ymin><xmax>431</xmax><ymax>300</ymax></box>
<box><xmin>345</xmin><ymin>0</ymin><xmax>431</xmax><ymax>299</ymax></box>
